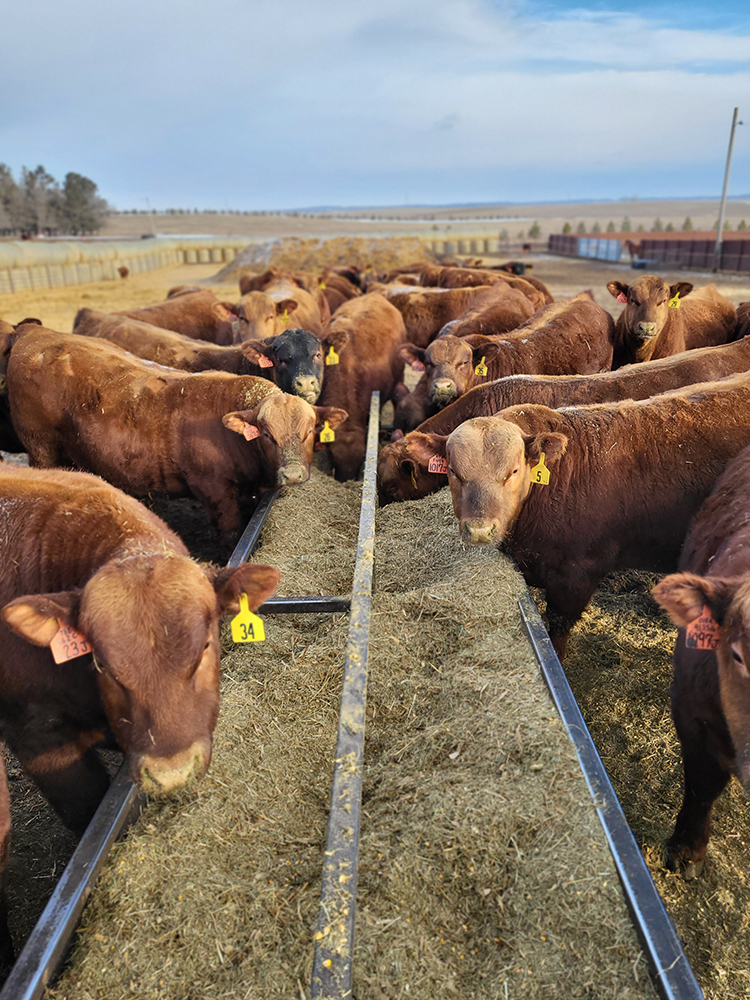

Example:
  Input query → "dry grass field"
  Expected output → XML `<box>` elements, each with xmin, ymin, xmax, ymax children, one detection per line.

<box><xmin>0</xmin><ymin>244</ymin><xmax>749</xmax><ymax>999</ymax></box>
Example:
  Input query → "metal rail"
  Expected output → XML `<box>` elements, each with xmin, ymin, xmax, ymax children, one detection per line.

<box><xmin>519</xmin><ymin>590</ymin><xmax>704</xmax><ymax>1000</ymax></box>
<box><xmin>311</xmin><ymin>391</ymin><xmax>380</xmax><ymax>999</ymax></box>
<box><xmin>227</xmin><ymin>489</ymin><xmax>281</xmax><ymax>567</ymax></box>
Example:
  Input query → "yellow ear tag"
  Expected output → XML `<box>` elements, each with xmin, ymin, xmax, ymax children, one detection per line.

<box><xmin>320</xmin><ymin>420</ymin><xmax>335</xmax><ymax>443</ymax></box>
<box><xmin>231</xmin><ymin>593</ymin><xmax>265</xmax><ymax>643</ymax></box>
<box><xmin>474</xmin><ymin>356</ymin><xmax>488</xmax><ymax>376</ymax></box>
<box><xmin>325</xmin><ymin>346</ymin><xmax>339</xmax><ymax>366</ymax></box>
<box><xmin>529</xmin><ymin>452</ymin><xmax>550</xmax><ymax>486</ymax></box>
<box><xmin>281</xmin><ymin>308</ymin><xmax>290</xmax><ymax>325</ymax></box>
<box><xmin>668</xmin><ymin>293</ymin><xmax>681</xmax><ymax>309</ymax></box>
<box><xmin>320</xmin><ymin>281</ymin><xmax>327</xmax><ymax>290</ymax></box>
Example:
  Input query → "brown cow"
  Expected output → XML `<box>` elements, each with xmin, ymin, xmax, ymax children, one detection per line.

<box><xmin>393</xmin><ymin>294</ymin><xmax>614</xmax><ymax>432</ymax></box>
<box><xmin>436</xmin><ymin>281</ymin><xmax>538</xmax><ymax>339</ymax></box>
<box><xmin>378</xmin><ymin>334</ymin><xmax>750</xmax><ymax>505</ymax></box>
<box><xmin>384</xmin><ymin>285</ymin><xmax>505</xmax><ymax>348</ymax></box>
<box><xmin>421</xmin><ymin>265</ymin><xmax>553</xmax><ymax>309</ymax></box>
<box><xmin>116</xmin><ymin>290</ymin><xmax>243</xmax><ymax>346</ymax></box>
<box><xmin>262</xmin><ymin>279</ymin><xmax>329</xmax><ymax>337</ymax></box>
<box><xmin>607</xmin><ymin>276</ymin><xmax>737</xmax><ymax>366</ymax></box>
<box><xmin>408</xmin><ymin>372</ymin><xmax>750</xmax><ymax>656</ymax></box>
<box><xmin>653</xmin><ymin>445</ymin><xmax>750</xmax><ymax>877</ymax></box>
<box><xmin>0</xmin><ymin>463</ymin><xmax>279</xmax><ymax>967</ymax></box>
<box><xmin>316</xmin><ymin>294</ymin><xmax>407</xmax><ymax>480</ymax></box>
<box><xmin>736</xmin><ymin>301</ymin><xmax>750</xmax><ymax>339</ymax></box>
<box><xmin>5</xmin><ymin>326</ymin><xmax>347</xmax><ymax>548</ymax></box>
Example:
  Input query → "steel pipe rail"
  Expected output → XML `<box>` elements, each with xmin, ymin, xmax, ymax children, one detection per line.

<box><xmin>311</xmin><ymin>391</ymin><xmax>380</xmax><ymax>999</ymax></box>
<box><xmin>519</xmin><ymin>590</ymin><xmax>704</xmax><ymax>1000</ymax></box>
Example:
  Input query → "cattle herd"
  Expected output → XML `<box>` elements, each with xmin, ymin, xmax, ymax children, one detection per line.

<box><xmin>0</xmin><ymin>255</ymin><xmax>748</xmax><ymax>980</ymax></box>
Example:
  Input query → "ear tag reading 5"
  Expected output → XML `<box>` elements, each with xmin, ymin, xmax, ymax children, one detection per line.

<box><xmin>668</xmin><ymin>293</ymin><xmax>681</xmax><ymax>309</ymax></box>
<box><xmin>51</xmin><ymin>621</ymin><xmax>92</xmax><ymax>664</ymax></box>
<box><xmin>474</xmin><ymin>356</ymin><xmax>488</xmax><ymax>376</ymax></box>
<box><xmin>529</xmin><ymin>452</ymin><xmax>550</xmax><ymax>485</ymax></box>
<box><xmin>428</xmin><ymin>455</ymin><xmax>448</xmax><ymax>474</ymax></box>
<box><xmin>231</xmin><ymin>593</ymin><xmax>265</xmax><ymax>643</ymax></box>
<box><xmin>685</xmin><ymin>605</ymin><xmax>720</xmax><ymax>650</ymax></box>
<box><xmin>326</xmin><ymin>346</ymin><xmax>339</xmax><ymax>366</ymax></box>
<box><xmin>243</xmin><ymin>424</ymin><xmax>261</xmax><ymax>441</ymax></box>
<box><xmin>616</xmin><ymin>292</ymin><xmax>627</xmax><ymax>304</ymax></box>
<box><xmin>257</xmin><ymin>355</ymin><xmax>274</xmax><ymax>368</ymax></box>
<box><xmin>320</xmin><ymin>421</ymin><xmax>336</xmax><ymax>443</ymax></box>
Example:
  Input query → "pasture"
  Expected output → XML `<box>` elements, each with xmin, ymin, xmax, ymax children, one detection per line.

<box><xmin>0</xmin><ymin>247</ymin><xmax>749</xmax><ymax>998</ymax></box>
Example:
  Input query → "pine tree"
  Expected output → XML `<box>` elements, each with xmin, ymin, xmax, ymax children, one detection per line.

<box><xmin>60</xmin><ymin>173</ymin><xmax>109</xmax><ymax>234</ymax></box>
<box><xmin>576</xmin><ymin>222</ymin><xmax>586</xmax><ymax>234</ymax></box>
<box><xmin>665</xmin><ymin>222</ymin><xmax>674</xmax><ymax>232</ymax></box>
<box><xmin>681</xmin><ymin>217</ymin><xmax>693</xmax><ymax>231</ymax></box>
<box><xmin>592</xmin><ymin>222</ymin><xmax>601</xmax><ymax>234</ymax></box>
<box><xmin>621</xmin><ymin>216</ymin><xmax>631</xmax><ymax>232</ymax></box>
<box><xmin>606</xmin><ymin>221</ymin><xmax>615</xmax><ymax>233</ymax></box>
<box><xmin>652</xmin><ymin>218</ymin><xmax>663</xmax><ymax>231</ymax></box>
<box><xmin>562</xmin><ymin>222</ymin><xmax>572</xmax><ymax>234</ymax></box>
<box><xmin>528</xmin><ymin>221</ymin><xmax>541</xmax><ymax>238</ymax></box>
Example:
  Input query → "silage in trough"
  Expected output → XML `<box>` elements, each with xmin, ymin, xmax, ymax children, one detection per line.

<box><xmin>48</xmin><ymin>476</ymin><xmax>653</xmax><ymax>1000</ymax></box>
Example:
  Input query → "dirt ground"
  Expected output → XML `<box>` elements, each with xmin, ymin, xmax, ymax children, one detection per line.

<box><xmin>1</xmin><ymin>249</ymin><xmax>750</xmax><ymax>999</ymax></box>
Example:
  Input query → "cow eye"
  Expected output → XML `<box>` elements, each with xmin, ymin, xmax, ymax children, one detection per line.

<box><xmin>733</xmin><ymin>649</ymin><xmax>744</xmax><ymax>663</ymax></box>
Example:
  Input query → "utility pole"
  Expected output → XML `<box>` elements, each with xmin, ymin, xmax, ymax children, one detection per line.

<box><xmin>714</xmin><ymin>107</ymin><xmax>742</xmax><ymax>271</ymax></box>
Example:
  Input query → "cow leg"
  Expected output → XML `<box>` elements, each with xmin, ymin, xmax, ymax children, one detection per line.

<box><xmin>543</xmin><ymin>577</ymin><xmax>596</xmax><ymax>660</ymax></box>
<box><xmin>0</xmin><ymin>753</ymin><xmax>14</xmax><ymax>974</ymax></box>
<box><xmin>667</xmin><ymin>727</ymin><xmax>730</xmax><ymax>878</ymax></box>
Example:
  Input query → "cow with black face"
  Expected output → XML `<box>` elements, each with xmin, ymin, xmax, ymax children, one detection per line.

<box><xmin>240</xmin><ymin>327</ymin><xmax>325</xmax><ymax>404</ymax></box>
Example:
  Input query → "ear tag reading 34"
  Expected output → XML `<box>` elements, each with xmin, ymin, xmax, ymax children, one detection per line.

<box><xmin>474</xmin><ymin>356</ymin><xmax>488</xmax><ymax>376</ymax></box>
<box><xmin>326</xmin><ymin>346</ymin><xmax>339</xmax><ymax>366</ymax></box>
<box><xmin>243</xmin><ymin>424</ymin><xmax>261</xmax><ymax>441</ymax></box>
<box><xmin>616</xmin><ymin>292</ymin><xmax>628</xmax><ymax>304</ymax></box>
<box><xmin>529</xmin><ymin>452</ymin><xmax>550</xmax><ymax>485</ymax></box>
<box><xmin>685</xmin><ymin>605</ymin><xmax>720</xmax><ymax>650</ymax></box>
<box><xmin>257</xmin><ymin>355</ymin><xmax>274</xmax><ymax>368</ymax></box>
<box><xmin>320</xmin><ymin>421</ymin><xmax>336</xmax><ymax>443</ymax></box>
<box><xmin>231</xmin><ymin>593</ymin><xmax>265</xmax><ymax>643</ymax></box>
<box><xmin>51</xmin><ymin>621</ymin><xmax>92</xmax><ymax>664</ymax></box>
<box><xmin>668</xmin><ymin>293</ymin><xmax>681</xmax><ymax>309</ymax></box>
<box><xmin>428</xmin><ymin>455</ymin><xmax>448</xmax><ymax>474</ymax></box>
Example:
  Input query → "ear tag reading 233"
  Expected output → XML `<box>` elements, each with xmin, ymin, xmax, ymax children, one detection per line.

<box><xmin>320</xmin><ymin>421</ymin><xmax>336</xmax><ymax>443</ymax></box>
<box><xmin>231</xmin><ymin>593</ymin><xmax>265</xmax><ymax>643</ymax></box>
<box><xmin>474</xmin><ymin>356</ymin><xmax>488</xmax><ymax>377</ymax></box>
<box><xmin>326</xmin><ymin>346</ymin><xmax>339</xmax><ymax>366</ymax></box>
<box><xmin>685</xmin><ymin>605</ymin><xmax>720</xmax><ymax>650</ymax></box>
<box><xmin>668</xmin><ymin>292</ymin><xmax>681</xmax><ymax>309</ymax></box>
<box><xmin>529</xmin><ymin>452</ymin><xmax>550</xmax><ymax>485</ymax></box>
<box><xmin>50</xmin><ymin>621</ymin><xmax>92</xmax><ymax>664</ymax></box>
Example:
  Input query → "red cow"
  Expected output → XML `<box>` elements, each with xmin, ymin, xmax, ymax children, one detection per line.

<box><xmin>607</xmin><ymin>276</ymin><xmax>736</xmax><ymax>366</ymax></box>
<box><xmin>116</xmin><ymin>290</ymin><xmax>244</xmax><ymax>346</ymax></box>
<box><xmin>0</xmin><ymin>463</ymin><xmax>279</xmax><ymax>967</ymax></box>
<box><xmin>5</xmin><ymin>326</ymin><xmax>346</xmax><ymax>549</ymax></box>
<box><xmin>653</xmin><ymin>445</ymin><xmax>750</xmax><ymax>876</ymax></box>
<box><xmin>316</xmin><ymin>294</ymin><xmax>407</xmax><ymax>479</ymax></box>
<box><xmin>736</xmin><ymin>301</ymin><xmax>750</xmax><ymax>339</ymax></box>
<box><xmin>407</xmin><ymin>372</ymin><xmax>750</xmax><ymax>656</ymax></box>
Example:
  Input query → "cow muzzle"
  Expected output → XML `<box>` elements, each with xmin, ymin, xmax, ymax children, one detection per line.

<box><xmin>293</xmin><ymin>376</ymin><xmax>321</xmax><ymax>404</ymax></box>
<box><xmin>278</xmin><ymin>462</ymin><xmax>309</xmax><ymax>486</ymax></box>
<box><xmin>136</xmin><ymin>741</ymin><xmax>209</xmax><ymax>795</ymax></box>
<box><xmin>461</xmin><ymin>520</ymin><xmax>498</xmax><ymax>545</ymax></box>
<box><xmin>636</xmin><ymin>322</ymin><xmax>657</xmax><ymax>340</ymax></box>
<box><xmin>430</xmin><ymin>379</ymin><xmax>458</xmax><ymax>407</ymax></box>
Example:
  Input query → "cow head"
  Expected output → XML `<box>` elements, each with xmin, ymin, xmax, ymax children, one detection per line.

<box><xmin>653</xmin><ymin>572</ymin><xmax>750</xmax><ymax>790</ymax></box>
<box><xmin>421</xmin><ymin>415</ymin><xmax>567</xmax><ymax>545</ymax></box>
<box><xmin>377</xmin><ymin>431</ymin><xmax>449</xmax><ymax>506</ymax></box>
<box><xmin>608</xmin><ymin>276</ymin><xmax>693</xmax><ymax>342</ymax></box>
<box><xmin>222</xmin><ymin>395</ymin><xmax>348</xmax><ymax>487</ymax></box>
<box><xmin>241</xmin><ymin>328</ymin><xmax>324</xmax><ymax>404</ymax></box>
<box><xmin>1</xmin><ymin>558</ymin><xmax>280</xmax><ymax>795</ymax></box>
<box><xmin>233</xmin><ymin>292</ymin><xmax>277</xmax><ymax>342</ymax></box>
<box><xmin>400</xmin><ymin>336</ymin><xmax>496</xmax><ymax>409</ymax></box>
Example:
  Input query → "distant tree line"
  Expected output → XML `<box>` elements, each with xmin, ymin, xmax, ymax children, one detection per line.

<box><xmin>0</xmin><ymin>165</ymin><xmax>110</xmax><ymax>236</ymax></box>
<box><xmin>560</xmin><ymin>216</ymin><xmax>748</xmax><ymax>236</ymax></box>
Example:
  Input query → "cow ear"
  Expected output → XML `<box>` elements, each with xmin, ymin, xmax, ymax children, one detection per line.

<box><xmin>407</xmin><ymin>431</ymin><xmax>448</xmax><ymax>466</ymax></box>
<box><xmin>607</xmin><ymin>281</ymin><xmax>629</xmax><ymax>300</ymax></box>
<box><xmin>471</xmin><ymin>341</ymin><xmax>500</xmax><ymax>365</ymax></box>
<box><xmin>2</xmin><ymin>591</ymin><xmax>81</xmax><ymax>646</ymax></box>
<box><xmin>670</xmin><ymin>281</ymin><xmax>693</xmax><ymax>300</ymax></box>
<box><xmin>314</xmin><ymin>406</ymin><xmax>348</xmax><ymax>432</ymax></box>
<box><xmin>652</xmin><ymin>572</ymin><xmax>733</xmax><ymax>627</ymax></box>
<box><xmin>523</xmin><ymin>431</ymin><xmax>567</xmax><ymax>466</ymax></box>
<box><xmin>275</xmin><ymin>299</ymin><xmax>298</xmax><ymax>316</ymax></box>
<box><xmin>316</xmin><ymin>289</ymin><xmax>331</xmax><ymax>327</ymax></box>
<box><xmin>222</xmin><ymin>409</ymin><xmax>261</xmax><ymax>440</ymax></box>
<box><xmin>392</xmin><ymin>382</ymin><xmax>410</xmax><ymax>408</ymax></box>
<box><xmin>324</xmin><ymin>328</ymin><xmax>350</xmax><ymax>352</ymax></box>
<box><xmin>399</xmin><ymin>344</ymin><xmax>426</xmax><ymax>367</ymax></box>
<box><xmin>240</xmin><ymin>340</ymin><xmax>273</xmax><ymax>365</ymax></box>
<box><xmin>209</xmin><ymin>564</ymin><xmax>280</xmax><ymax>617</ymax></box>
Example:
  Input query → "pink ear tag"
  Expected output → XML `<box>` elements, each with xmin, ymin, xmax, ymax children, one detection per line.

<box><xmin>50</xmin><ymin>621</ymin><xmax>92</xmax><ymax>664</ymax></box>
<box><xmin>685</xmin><ymin>605</ymin><xmax>721</xmax><ymax>650</ymax></box>
<box><xmin>428</xmin><ymin>455</ymin><xmax>448</xmax><ymax>474</ymax></box>
<box><xmin>411</xmin><ymin>360</ymin><xmax>425</xmax><ymax>372</ymax></box>
<box><xmin>257</xmin><ymin>355</ymin><xmax>274</xmax><ymax>368</ymax></box>
<box><xmin>243</xmin><ymin>424</ymin><xmax>261</xmax><ymax>441</ymax></box>
<box><xmin>616</xmin><ymin>292</ymin><xmax>627</xmax><ymax>304</ymax></box>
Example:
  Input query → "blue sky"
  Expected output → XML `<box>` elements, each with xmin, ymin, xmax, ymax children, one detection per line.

<box><xmin>1</xmin><ymin>1</ymin><xmax>747</xmax><ymax>210</ymax></box>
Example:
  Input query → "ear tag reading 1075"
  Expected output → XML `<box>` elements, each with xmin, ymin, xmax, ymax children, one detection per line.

<box><xmin>320</xmin><ymin>421</ymin><xmax>336</xmax><ymax>443</ymax></box>
<box><xmin>50</xmin><ymin>621</ymin><xmax>92</xmax><ymax>664</ymax></box>
<box><xmin>231</xmin><ymin>593</ymin><xmax>265</xmax><ymax>643</ymax></box>
<box><xmin>428</xmin><ymin>455</ymin><xmax>448</xmax><ymax>474</ymax></box>
<box><xmin>474</xmin><ymin>356</ymin><xmax>488</xmax><ymax>376</ymax></box>
<box><xmin>326</xmin><ymin>346</ymin><xmax>339</xmax><ymax>366</ymax></box>
<box><xmin>529</xmin><ymin>452</ymin><xmax>550</xmax><ymax>486</ymax></box>
<box><xmin>685</xmin><ymin>605</ymin><xmax>720</xmax><ymax>650</ymax></box>
<box><xmin>617</xmin><ymin>292</ymin><xmax>628</xmax><ymax>304</ymax></box>
<box><xmin>669</xmin><ymin>293</ymin><xmax>681</xmax><ymax>309</ymax></box>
